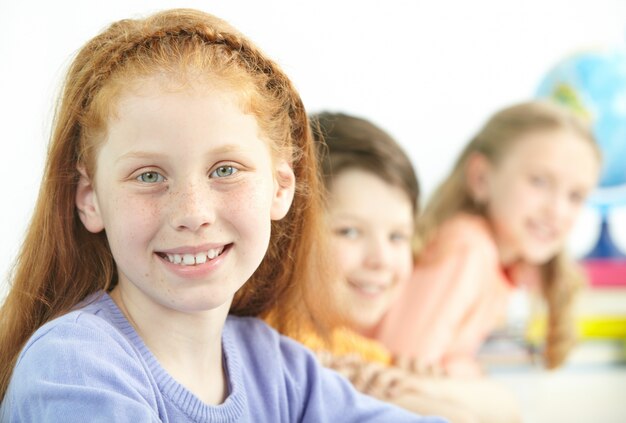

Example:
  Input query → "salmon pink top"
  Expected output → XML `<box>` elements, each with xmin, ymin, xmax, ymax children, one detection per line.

<box><xmin>374</xmin><ymin>213</ymin><xmax>535</xmax><ymax>377</ymax></box>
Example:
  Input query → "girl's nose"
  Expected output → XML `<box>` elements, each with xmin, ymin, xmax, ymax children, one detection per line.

<box><xmin>546</xmin><ymin>192</ymin><xmax>574</xmax><ymax>224</ymax></box>
<box><xmin>168</xmin><ymin>181</ymin><xmax>216</xmax><ymax>232</ymax></box>
<box><xmin>364</xmin><ymin>236</ymin><xmax>392</xmax><ymax>269</ymax></box>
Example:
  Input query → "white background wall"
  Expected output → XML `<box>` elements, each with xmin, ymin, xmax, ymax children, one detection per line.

<box><xmin>1</xmin><ymin>0</ymin><xmax>625</xmax><ymax>300</ymax></box>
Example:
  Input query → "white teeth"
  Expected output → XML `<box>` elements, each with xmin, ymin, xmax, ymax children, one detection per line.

<box><xmin>208</xmin><ymin>246</ymin><xmax>224</xmax><ymax>259</ymax></box>
<box><xmin>163</xmin><ymin>246</ymin><xmax>225</xmax><ymax>266</ymax></box>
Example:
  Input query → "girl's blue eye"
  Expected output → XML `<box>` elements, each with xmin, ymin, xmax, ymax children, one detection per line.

<box><xmin>336</xmin><ymin>227</ymin><xmax>359</xmax><ymax>239</ymax></box>
<box><xmin>211</xmin><ymin>166</ymin><xmax>237</xmax><ymax>178</ymax></box>
<box><xmin>137</xmin><ymin>171</ymin><xmax>164</xmax><ymax>183</ymax></box>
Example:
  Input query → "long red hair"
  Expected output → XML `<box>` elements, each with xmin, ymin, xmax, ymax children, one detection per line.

<box><xmin>0</xmin><ymin>8</ymin><xmax>331</xmax><ymax>399</ymax></box>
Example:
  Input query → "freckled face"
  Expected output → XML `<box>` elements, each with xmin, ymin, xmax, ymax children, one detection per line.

<box><xmin>80</xmin><ymin>79</ymin><xmax>291</xmax><ymax>316</ymax></box>
<box><xmin>327</xmin><ymin>169</ymin><xmax>414</xmax><ymax>335</ymax></box>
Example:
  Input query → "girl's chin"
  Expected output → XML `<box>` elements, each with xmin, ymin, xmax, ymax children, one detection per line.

<box><xmin>523</xmin><ymin>248</ymin><xmax>560</xmax><ymax>265</ymax></box>
<box><xmin>346</xmin><ymin>308</ymin><xmax>384</xmax><ymax>332</ymax></box>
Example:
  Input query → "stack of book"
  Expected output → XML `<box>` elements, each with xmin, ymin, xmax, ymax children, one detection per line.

<box><xmin>480</xmin><ymin>258</ymin><xmax>626</xmax><ymax>371</ymax></box>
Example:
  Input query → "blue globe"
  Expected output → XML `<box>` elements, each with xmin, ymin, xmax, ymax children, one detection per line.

<box><xmin>536</xmin><ymin>48</ymin><xmax>626</xmax><ymax>211</ymax></box>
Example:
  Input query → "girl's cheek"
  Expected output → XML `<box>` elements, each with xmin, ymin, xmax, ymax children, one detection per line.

<box><xmin>512</xmin><ymin>185</ymin><xmax>543</xmax><ymax>209</ymax></box>
<box><xmin>109</xmin><ymin>193</ymin><xmax>164</xmax><ymax>233</ymax></box>
<box><xmin>229</xmin><ymin>177</ymin><xmax>274</xmax><ymax>218</ymax></box>
<box><xmin>398</xmin><ymin>254</ymin><xmax>413</xmax><ymax>280</ymax></box>
<box><xmin>333</xmin><ymin>246</ymin><xmax>358</xmax><ymax>274</ymax></box>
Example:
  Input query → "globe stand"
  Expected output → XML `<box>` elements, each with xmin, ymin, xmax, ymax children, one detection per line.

<box><xmin>582</xmin><ymin>218</ymin><xmax>626</xmax><ymax>288</ymax></box>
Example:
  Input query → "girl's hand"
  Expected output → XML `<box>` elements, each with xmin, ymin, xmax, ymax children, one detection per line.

<box><xmin>316</xmin><ymin>351</ymin><xmax>405</xmax><ymax>400</ymax></box>
<box><xmin>393</xmin><ymin>354</ymin><xmax>446</xmax><ymax>377</ymax></box>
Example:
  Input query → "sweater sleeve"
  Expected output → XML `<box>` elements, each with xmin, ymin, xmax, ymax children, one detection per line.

<box><xmin>230</xmin><ymin>317</ymin><xmax>447</xmax><ymax>422</ymax></box>
<box><xmin>1</xmin><ymin>314</ymin><xmax>161</xmax><ymax>423</ymax></box>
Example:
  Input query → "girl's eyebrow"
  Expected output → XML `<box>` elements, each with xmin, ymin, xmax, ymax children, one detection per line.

<box><xmin>115</xmin><ymin>151</ymin><xmax>169</xmax><ymax>164</ymax></box>
<box><xmin>330</xmin><ymin>213</ymin><xmax>369</xmax><ymax>224</ymax></box>
<box><xmin>114</xmin><ymin>145</ymin><xmax>249</xmax><ymax>164</ymax></box>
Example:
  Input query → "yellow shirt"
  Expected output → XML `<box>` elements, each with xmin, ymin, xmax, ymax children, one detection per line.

<box><xmin>298</xmin><ymin>326</ymin><xmax>392</xmax><ymax>365</ymax></box>
<box><xmin>264</xmin><ymin>312</ymin><xmax>392</xmax><ymax>365</ymax></box>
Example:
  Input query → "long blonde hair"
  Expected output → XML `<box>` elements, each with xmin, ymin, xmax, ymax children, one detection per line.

<box><xmin>0</xmin><ymin>8</ymin><xmax>330</xmax><ymax>399</ymax></box>
<box><xmin>420</xmin><ymin>100</ymin><xmax>600</xmax><ymax>368</ymax></box>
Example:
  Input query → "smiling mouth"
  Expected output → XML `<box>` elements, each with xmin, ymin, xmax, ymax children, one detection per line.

<box><xmin>528</xmin><ymin>221</ymin><xmax>558</xmax><ymax>241</ymax></box>
<box><xmin>347</xmin><ymin>279</ymin><xmax>391</xmax><ymax>295</ymax></box>
<box><xmin>156</xmin><ymin>245</ymin><xmax>227</xmax><ymax>266</ymax></box>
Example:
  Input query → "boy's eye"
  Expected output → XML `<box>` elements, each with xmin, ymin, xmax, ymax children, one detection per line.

<box><xmin>137</xmin><ymin>171</ymin><xmax>164</xmax><ymax>183</ymax></box>
<box><xmin>211</xmin><ymin>166</ymin><xmax>238</xmax><ymax>178</ymax></box>
<box><xmin>335</xmin><ymin>227</ymin><xmax>359</xmax><ymax>239</ymax></box>
<box><xmin>390</xmin><ymin>232</ymin><xmax>409</xmax><ymax>243</ymax></box>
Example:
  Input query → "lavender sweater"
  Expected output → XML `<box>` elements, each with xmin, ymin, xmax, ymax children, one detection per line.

<box><xmin>1</xmin><ymin>293</ymin><xmax>446</xmax><ymax>422</ymax></box>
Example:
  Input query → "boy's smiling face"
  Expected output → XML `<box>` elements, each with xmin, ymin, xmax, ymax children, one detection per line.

<box><xmin>76</xmin><ymin>76</ymin><xmax>294</xmax><ymax>316</ymax></box>
<box><xmin>327</xmin><ymin>169</ymin><xmax>414</xmax><ymax>335</ymax></box>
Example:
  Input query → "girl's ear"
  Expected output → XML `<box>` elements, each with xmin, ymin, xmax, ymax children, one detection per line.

<box><xmin>76</xmin><ymin>166</ymin><xmax>105</xmax><ymax>233</ymax></box>
<box><xmin>465</xmin><ymin>152</ymin><xmax>492</xmax><ymax>204</ymax></box>
<box><xmin>270</xmin><ymin>160</ymin><xmax>296</xmax><ymax>221</ymax></box>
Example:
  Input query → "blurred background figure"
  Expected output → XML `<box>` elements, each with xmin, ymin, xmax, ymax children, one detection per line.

<box><xmin>375</xmin><ymin>100</ymin><xmax>600</xmax><ymax>381</ymax></box>
<box><xmin>526</xmin><ymin>45</ymin><xmax>626</xmax><ymax>394</ymax></box>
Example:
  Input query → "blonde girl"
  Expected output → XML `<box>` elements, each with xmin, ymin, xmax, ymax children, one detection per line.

<box><xmin>376</xmin><ymin>100</ymin><xmax>601</xmax><ymax>377</ymax></box>
<box><xmin>0</xmin><ymin>9</ymin><xmax>443</xmax><ymax>422</ymax></box>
